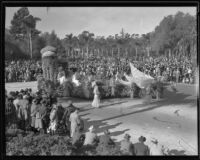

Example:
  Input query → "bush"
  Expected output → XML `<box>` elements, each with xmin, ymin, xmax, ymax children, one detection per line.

<box><xmin>38</xmin><ymin>75</ymin><xmax>163</xmax><ymax>100</ymax></box>
<box><xmin>114</xmin><ymin>83</ymin><xmax>130</xmax><ymax>98</ymax></box>
<box><xmin>96</xmin><ymin>143</ymin><xmax>122</xmax><ymax>155</ymax></box>
<box><xmin>6</xmin><ymin>133</ymin><xmax>124</xmax><ymax>156</ymax></box>
<box><xmin>6</xmin><ymin>134</ymin><xmax>73</xmax><ymax>156</ymax></box>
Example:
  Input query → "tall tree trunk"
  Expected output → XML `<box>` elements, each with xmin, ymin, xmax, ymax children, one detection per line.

<box><xmin>68</xmin><ymin>49</ymin><xmax>70</xmax><ymax>57</ymax></box>
<box><xmin>29</xmin><ymin>32</ymin><xmax>32</xmax><ymax>59</ymax></box>
<box><xmin>168</xmin><ymin>48</ymin><xmax>171</xmax><ymax>58</ymax></box>
<box><xmin>118</xmin><ymin>47</ymin><xmax>120</xmax><ymax>58</ymax></box>
<box><xmin>112</xmin><ymin>48</ymin><xmax>114</xmax><ymax>58</ymax></box>
<box><xmin>81</xmin><ymin>49</ymin><xmax>84</xmax><ymax>58</ymax></box>
<box><xmin>97</xmin><ymin>49</ymin><xmax>99</xmax><ymax>57</ymax></box>
<box><xmin>86</xmin><ymin>44</ymin><xmax>89</xmax><ymax>58</ymax></box>
<box><xmin>135</xmin><ymin>47</ymin><xmax>137</xmax><ymax>59</ymax></box>
<box><xmin>147</xmin><ymin>47</ymin><xmax>150</xmax><ymax>57</ymax></box>
<box><xmin>125</xmin><ymin>48</ymin><xmax>128</xmax><ymax>58</ymax></box>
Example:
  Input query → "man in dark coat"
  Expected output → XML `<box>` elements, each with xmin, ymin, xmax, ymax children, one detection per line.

<box><xmin>18</xmin><ymin>95</ymin><xmax>30</xmax><ymax>130</ymax></box>
<box><xmin>96</xmin><ymin>129</ymin><xmax>115</xmax><ymax>155</ymax></box>
<box><xmin>98</xmin><ymin>129</ymin><xmax>115</xmax><ymax>147</ymax></box>
<box><xmin>5</xmin><ymin>96</ymin><xmax>17</xmax><ymax>127</ymax></box>
<box><xmin>61</xmin><ymin>100</ymin><xmax>77</xmax><ymax>131</ymax></box>
<box><xmin>133</xmin><ymin>136</ymin><xmax>150</xmax><ymax>155</ymax></box>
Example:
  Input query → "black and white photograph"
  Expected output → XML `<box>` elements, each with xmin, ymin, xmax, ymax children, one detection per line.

<box><xmin>3</xmin><ymin>3</ymin><xmax>199</xmax><ymax>156</ymax></box>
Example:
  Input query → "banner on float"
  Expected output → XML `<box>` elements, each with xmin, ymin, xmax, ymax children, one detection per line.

<box><xmin>118</xmin><ymin>63</ymin><xmax>154</xmax><ymax>89</ymax></box>
<box><xmin>129</xmin><ymin>63</ymin><xmax>154</xmax><ymax>88</ymax></box>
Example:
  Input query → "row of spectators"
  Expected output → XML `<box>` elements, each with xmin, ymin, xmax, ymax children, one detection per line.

<box><xmin>5</xmin><ymin>55</ymin><xmax>196</xmax><ymax>84</ymax></box>
<box><xmin>5</xmin><ymin>60</ymin><xmax>43</xmax><ymax>82</ymax></box>
<box><xmin>69</xmin><ymin>55</ymin><xmax>195</xmax><ymax>84</ymax></box>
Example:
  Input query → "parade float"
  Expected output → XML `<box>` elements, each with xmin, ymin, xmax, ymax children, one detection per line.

<box><xmin>37</xmin><ymin>46</ymin><xmax>68</xmax><ymax>97</ymax></box>
<box><xmin>37</xmin><ymin>46</ymin><xmax>164</xmax><ymax>99</ymax></box>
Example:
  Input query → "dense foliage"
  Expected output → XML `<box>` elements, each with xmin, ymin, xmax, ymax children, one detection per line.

<box><xmin>150</xmin><ymin>12</ymin><xmax>196</xmax><ymax>59</ymax></box>
<box><xmin>6</xmin><ymin>133</ymin><xmax>122</xmax><ymax>156</ymax></box>
<box><xmin>5</xmin><ymin>8</ymin><xmax>196</xmax><ymax>60</ymax></box>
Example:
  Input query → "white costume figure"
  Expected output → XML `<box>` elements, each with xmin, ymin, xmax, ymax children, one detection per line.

<box><xmin>150</xmin><ymin>138</ymin><xmax>167</xmax><ymax>155</ymax></box>
<box><xmin>69</xmin><ymin>109</ymin><xmax>80</xmax><ymax>137</ymax></box>
<box><xmin>72</xmin><ymin>72</ymin><xmax>81</xmax><ymax>86</ymax></box>
<box><xmin>84</xmin><ymin>125</ymin><xmax>98</xmax><ymax>146</ymax></box>
<box><xmin>57</xmin><ymin>71</ymin><xmax>66</xmax><ymax>85</ymax></box>
<box><xmin>92</xmin><ymin>81</ymin><xmax>100</xmax><ymax>108</ymax></box>
<box><xmin>58</xmin><ymin>76</ymin><xmax>67</xmax><ymax>85</ymax></box>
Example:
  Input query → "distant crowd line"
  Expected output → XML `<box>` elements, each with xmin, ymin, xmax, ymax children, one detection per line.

<box><xmin>5</xmin><ymin>55</ymin><xmax>196</xmax><ymax>84</ymax></box>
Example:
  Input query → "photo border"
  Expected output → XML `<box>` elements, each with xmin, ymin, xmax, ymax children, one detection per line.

<box><xmin>1</xmin><ymin>0</ymin><xmax>199</xmax><ymax>160</ymax></box>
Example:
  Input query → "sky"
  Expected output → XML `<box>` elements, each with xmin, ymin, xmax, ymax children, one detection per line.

<box><xmin>5</xmin><ymin>7</ymin><xmax>196</xmax><ymax>39</ymax></box>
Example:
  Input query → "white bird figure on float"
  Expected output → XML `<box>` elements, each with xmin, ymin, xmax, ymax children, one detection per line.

<box><xmin>118</xmin><ymin>63</ymin><xmax>154</xmax><ymax>89</ymax></box>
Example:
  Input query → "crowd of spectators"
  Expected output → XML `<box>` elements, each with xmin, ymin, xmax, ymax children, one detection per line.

<box><xmin>68</xmin><ymin>55</ymin><xmax>195</xmax><ymax>84</ymax></box>
<box><xmin>5</xmin><ymin>55</ymin><xmax>196</xmax><ymax>84</ymax></box>
<box><xmin>5</xmin><ymin>88</ymin><xmax>169</xmax><ymax>155</ymax></box>
<box><xmin>5</xmin><ymin>60</ymin><xmax>43</xmax><ymax>83</ymax></box>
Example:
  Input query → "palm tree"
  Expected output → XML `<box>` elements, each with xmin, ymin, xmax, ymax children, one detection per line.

<box><xmin>106</xmin><ymin>35</ymin><xmax>116</xmax><ymax>58</ymax></box>
<box><xmin>22</xmin><ymin>15</ymin><xmax>41</xmax><ymax>59</ymax></box>
<box><xmin>64</xmin><ymin>33</ymin><xmax>74</xmax><ymax>57</ymax></box>
<box><xmin>78</xmin><ymin>31</ymin><xmax>94</xmax><ymax>58</ymax></box>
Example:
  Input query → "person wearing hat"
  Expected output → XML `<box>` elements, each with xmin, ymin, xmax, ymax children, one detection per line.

<box><xmin>18</xmin><ymin>94</ymin><xmax>30</xmax><ymax>130</ymax></box>
<box><xmin>30</xmin><ymin>98</ymin><xmax>39</xmax><ymax>129</ymax></box>
<box><xmin>120</xmin><ymin>134</ymin><xmax>135</xmax><ymax>155</ymax></box>
<box><xmin>143</xmin><ymin>84</ymin><xmax>153</xmax><ymax>104</ymax></box>
<box><xmin>13</xmin><ymin>94</ymin><xmax>22</xmax><ymax>126</ymax></box>
<box><xmin>13</xmin><ymin>93</ymin><xmax>22</xmax><ymax>112</ymax></box>
<box><xmin>39</xmin><ymin>99</ymin><xmax>48</xmax><ymax>134</ymax></box>
<box><xmin>61</xmin><ymin>100</ymin><xmax>77</xmax><ymax>132</ymax></box>
<box><xmin>133</xmin><ymin>136</ymin><xmax>150</xmax><ymax>155</ymax></box>
<box><xmin>69</xmin><ymin>108</ymin><xmax>81</xmax><ymax>138</ymax></box>
<box><xmin>35</xmin><ymin>100</ymin><xmax>43</xmax><ymax>132</ymax></box>
<box><xmin>28</xmin><ymin>88</ymin><xmax>32</xmax><ymax>95</ymax></box>
<box><xmin>5</xmin><ymin>96</ymin><xmax>17</xmax><ymax>127</ymax></box>
<box><xmin>83</xmin><ymin>125</ymin><xmax>99</xmax><ymax>146</ymax></box>
<box><xmin>98</xmin><ymin>129</ymin><xmax>115</xmax><ymax>147</ymax></box>
<box><xmin>150</xmin><ymin>138</ymin><xmax>167</xmax><ymax>155</ymax></box>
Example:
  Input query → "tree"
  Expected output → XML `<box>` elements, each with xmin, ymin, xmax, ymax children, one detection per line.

<box><xmin>32</xmin><ymin>36</ymin><xmax>46</xmax><ymax>59</ymax></box>
<box><xmin>150</xmin><ymin>11</ymin><xmax>196</xmax><ymax>58</ymax></box>
<box><xmin>106</xmin><ymin>35</ymin><xmax>116</xmax><ymax>57</ymax></box>
<box><xmin>64</xmin><ymin>33</ymin><xmax>79</xmax><ymax>58</ymax></box>
<box><xmin>41</xmin><ymin>30</ymin><xmax>65</xmax><ymax>56</ymax></box>
<box><xmin>78</xmin><ymin>31</ymin><xmax>94</xmax><ymax>58</ymax></box>
<box><xmin>10</xmin><ymin>7</ymin><xmax>41</xmax><ymax>59</ymax></box>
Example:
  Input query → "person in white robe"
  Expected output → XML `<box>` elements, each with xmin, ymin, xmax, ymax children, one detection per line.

<box><xmin>150</xmin><ymin>138</ymin><xmax>168</xmax><ymax>155</ymax></box>
<box><xmin>91</xmin><ymin>81</ymin><xmax>100</xmax><ymax>108</ymax></box>
<box><xmin>69</xmin><ymin>109</ymin><xmax>80</xmax><ymax>138</ymax></box>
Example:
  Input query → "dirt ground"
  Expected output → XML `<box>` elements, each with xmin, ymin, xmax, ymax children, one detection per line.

<box><xmin>5</xmin><ymin>81</ymin><xmax>198</xmax><ymax>155</ymax></box>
